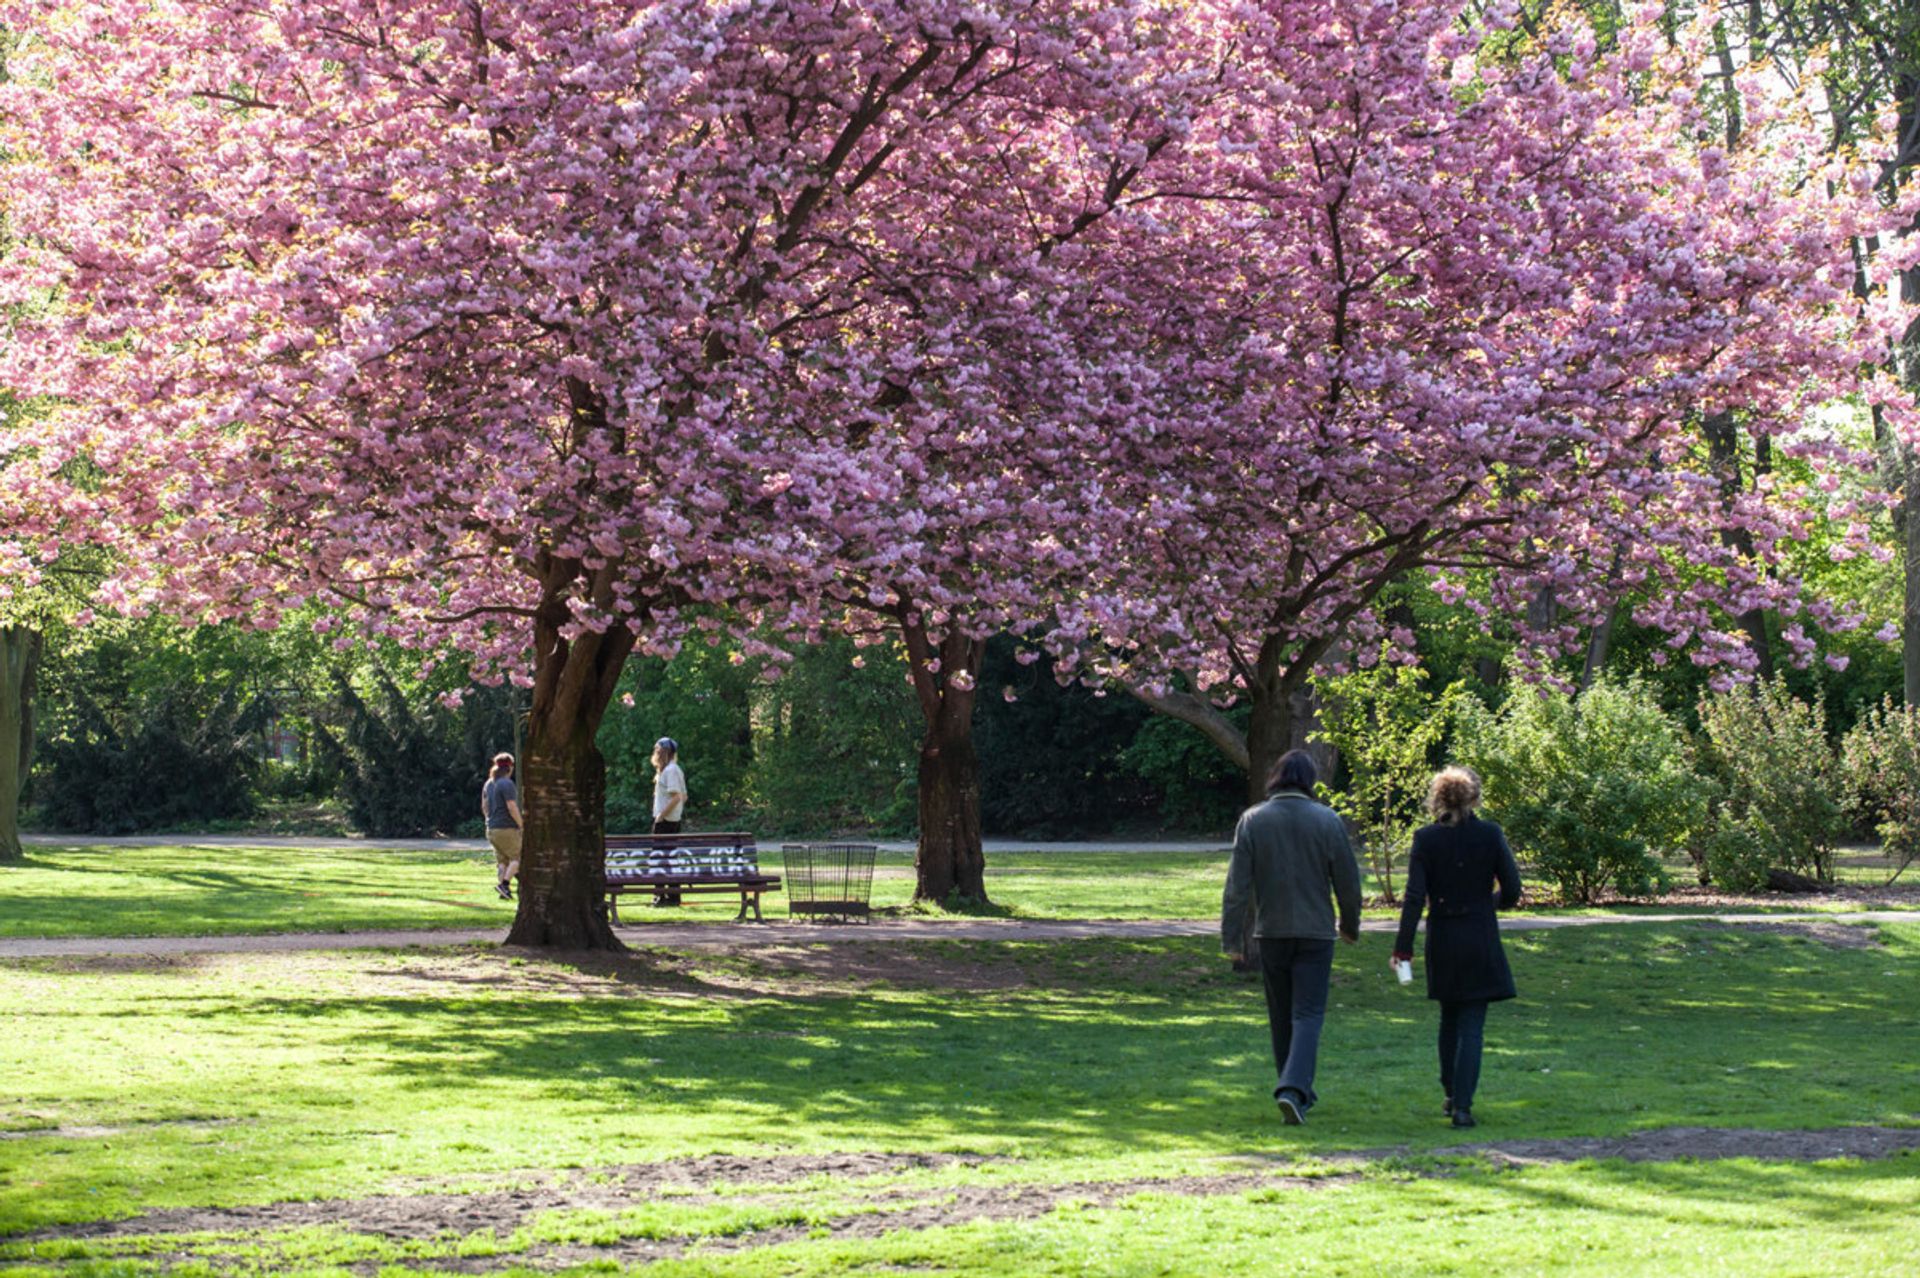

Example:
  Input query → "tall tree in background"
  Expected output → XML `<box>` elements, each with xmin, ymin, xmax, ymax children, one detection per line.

<box><xmin>1711</xmin><ymin>0</ymin><xmax>1920</xmax><ymax>698</ymax></box>
<box><xmin>0</xmin><ymin>623</ymin><xmax>38</xmax><ymax>862</ymax></box>
<box><xmin>1059</xmin><ymin>0</ymin><xmax>1917</xmax><ymax>799</ymax></box>
<box><xmin>0</xmin><ymin>0</ymin><xmax>1186</xmax><ymax>939</ymax></box>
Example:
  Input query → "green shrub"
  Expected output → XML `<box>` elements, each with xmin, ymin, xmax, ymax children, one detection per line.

<box><xmin>1455</xmin><ymin>678</ymin><xmax>1709</xmax><ymax>903</ymax></box>
<box><xmin>1697</xmin><ymin>676</ymin><xmax>1846</xmax><ymax>884</ymax></box>
<box><xmin>1116</xmin><ymin>708</ymin><xmax>1248</xmax><ymax>833</ymax></box>
<box><xmin>1698</xmin><ymin>822</ymin><xmax>1774</xmax><ymax>893</ymax></box>
<box><xmin>1840</xmin><ymin>695</ymin><xmax>1920</xmax><ymax>883</ymax></box>
<box><xmin>36</xmin><ymin>686</ymin><xmax>263</xmax><ymax>833</ymax></box>
<box><xmin>977</xmin><ymin>638</ymin><xmax>1171</xmax><ymax>837</ymax></box>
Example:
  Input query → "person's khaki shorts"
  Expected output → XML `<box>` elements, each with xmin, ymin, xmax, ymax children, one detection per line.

<box><xmin>487</xmin><ymin>827</ymin><xmax>523</xmax><ymax>867</ymax></box>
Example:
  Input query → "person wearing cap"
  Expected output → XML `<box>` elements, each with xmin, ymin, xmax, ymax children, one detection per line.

<box><xmin>651</xmin><ymin>738</ymin><xmax>687</xmax><ymax>834</ymax></box>
<box><xmin>481</xmin><ymin>752</ymin><xmax>522</xmax><ymax>901</ymax></box>
<box><xmin>650</xmin><ymin>738</ymin><xmax>688</xmax><ymax>905</ymax></box>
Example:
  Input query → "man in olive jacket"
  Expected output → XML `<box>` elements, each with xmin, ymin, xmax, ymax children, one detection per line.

<box><xmin>1222</xmin><ymin>749</ymin><xmax>1363</xmax><ymax>1124</ymax></box>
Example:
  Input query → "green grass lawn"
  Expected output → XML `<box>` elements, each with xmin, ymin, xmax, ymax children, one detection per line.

<box><xmin>6</xmin><ymin>843</ymin><xmax>1898</xmax><ymax>942</ymax></box>
<box><xmin>2</xmin><ymin>923</ymin><xmax>1917</xmax><ymax>1274</ymax></box>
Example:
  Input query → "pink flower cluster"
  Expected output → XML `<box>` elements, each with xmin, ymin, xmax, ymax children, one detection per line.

<box><xmin>0</xmin><ymin>0</ymin><xmax>1907</xmax><ymax>721</ymax></box>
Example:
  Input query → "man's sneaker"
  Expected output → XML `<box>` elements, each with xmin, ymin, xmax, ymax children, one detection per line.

<box><xmin>496</xmin><ymin>882</ymin><xmax>512</xmax><ymax>900</ymax></box>
<box><xmin>1451</xmin><ymin>1109</ymin><xmax>1476</xmax><ymax>1130</ymax></box>
<box><xmin>1276</xmin><ymin>1091</ymin><xmax>1306</xmax><ymax>1126</ymax></box>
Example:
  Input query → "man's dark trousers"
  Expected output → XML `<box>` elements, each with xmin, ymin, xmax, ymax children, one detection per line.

<box><xmin>1258</xmin><ymin>936</ymin><xmax>1335</xmax><ymax>1108</ymax></box>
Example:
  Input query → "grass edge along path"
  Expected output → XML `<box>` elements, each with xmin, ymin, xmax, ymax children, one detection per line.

<box><xmin>4</xmin><ymin>911</ymin><xmax>1920</xmax><ymax>960</ymax></box>
<box><xmin>5</xmin><ymin>841</ymin><xmax>1912</xmax><ymax>942</ymax></box>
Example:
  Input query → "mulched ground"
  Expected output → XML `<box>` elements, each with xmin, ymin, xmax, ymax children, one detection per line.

<box><xmin>15</xmin><ymin>1126</ymin><xmax>1920</xmax><ymax>1275</ymax></box>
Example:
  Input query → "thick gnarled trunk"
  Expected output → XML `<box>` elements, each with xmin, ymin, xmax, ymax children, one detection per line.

<box><xmin>0</xmin><ymin>627</ymin><xmax>41</xmax><ymax>864</ymax></box>
<box><xmin>508</xmin><ymin>715</ymin><xmax>618</xmax><ymax>948</ymax></box>
<box><xmin>902</xmin><ymin>618</ymin><xmax>987</xmax><ymax>904</ymax></box>
<box><xmin>505</xmin><ymin>560</ymin><xmax>637</xmax><ymax>949</ymax></box>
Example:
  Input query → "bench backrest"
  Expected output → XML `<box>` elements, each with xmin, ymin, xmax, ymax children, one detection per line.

<box><xmin>604</xmin><ymin>832</ymin><xmax>762</xmax><ymax>882</ymax></box>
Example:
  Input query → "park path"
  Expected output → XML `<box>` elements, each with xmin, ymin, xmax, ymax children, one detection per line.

<box><xmin>3</xmin><ymin>910</ymin><xmax>1917</xmax><ymax>960</ymax></box>
<box><xmin>19</xmin><ymin>832</ymin><xmax>1226</xmax><ymax>855</ymax></box>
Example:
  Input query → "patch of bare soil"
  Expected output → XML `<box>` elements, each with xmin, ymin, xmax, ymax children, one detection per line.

<box><xmin>21</xmin><ymin>1127</ymin><xmax>1920</xmax><ymax>1274</ymax></box>
<box><xmin>0</xmin><ymin>1118</ymin><xmax>242</xmax><ymax>1142</ymax></box>
<box><xmin>690</xmin><ymin>943</ymin><xmax>1035</xmax><ymax>993</ymax></box>
<box><xmin>1696</xmin><ymin>920</ymin><xmax>1884</xmax><ymax>950</ymax></box>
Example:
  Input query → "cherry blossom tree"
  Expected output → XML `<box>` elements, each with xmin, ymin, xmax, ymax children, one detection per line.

<box><xmin>1051</xmin><ymin>0</ymin><xmax>1920</xmax><ymax>801</ymax></box>
<box><xmin>0</xmin><ymin>0</ymin><xmax>1184</xmax><ymax>942</ymax></box>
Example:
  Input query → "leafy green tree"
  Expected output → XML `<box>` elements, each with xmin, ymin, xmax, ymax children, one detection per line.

<box><xmin>311</xmin><ymin>674</ymin><xmax>516</xmax><ymax>837</ymax></box>
<box><xmin>1312</xmin><ymin>653</ymin><xmax>1465</xmax><ymax>902</ymax></box>
<box><xmin>976</xmin><ymin>638</ymin><xmax>1172</xmax><ymax>838</ymax></box>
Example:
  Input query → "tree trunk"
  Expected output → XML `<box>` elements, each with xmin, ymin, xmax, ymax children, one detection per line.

<box><xmin>1904</xmin><ymin>457</ymin><xmax>1920</xmax><ymax>707</ymax></box>
<box><xmin>902</xmin><ymin>621</ymin><xmax>987</xmax><ymax>903</ymax></box>
<box><xmin>1703</xmin><ymin>410</ymin><xmax>1775</xmax><ymax>678</ymax></box>
<box><xmin>915</xmin><ymin>699</ymin><xmax>985</xmax><ymax>902</ymax></box>
<box><xmin>1580</xmin><ymin>607</ymin><xmax>1617</xmax><ymax>694</ymax></box>
<box><xmin>0</xmin><ymin>627</ymin><xmax>42</xmax><ymax>864</ymax></box>
<box><xmin>1243</xmin><ymin>682</ymin><xmax>1295</xmax><ymax>806</ymax></box>
<box><xmin>505</xmin><ymin>574</ymin><xmax>637</xmax><ymax>949</ymax></box>
<box><xmin>1131</xmin><ymin>672</ymin><xmax>1328</xmax><ymax>806</ymax></box>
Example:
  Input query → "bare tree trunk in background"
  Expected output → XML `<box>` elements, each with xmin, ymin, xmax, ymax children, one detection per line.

<box><xmin>1580</xmin><ymin>608</ymin><xmax>1618</xmax><ymax>694</ymax></box>
<box><xmin>0</xmin><ymin>627</ymin><xmax>42</xmax><ymax>864</ymax></box>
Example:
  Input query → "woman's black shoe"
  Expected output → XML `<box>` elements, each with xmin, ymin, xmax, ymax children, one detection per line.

<box><xmin>1450</xmin><ymin>1109</ymin><xmax>1476</xmax><ymax>1129</ymax></box>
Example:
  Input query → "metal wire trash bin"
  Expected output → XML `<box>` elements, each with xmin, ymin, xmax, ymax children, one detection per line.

<box><xmin>780</xmin><ymin>843</ymin><xmax>878</xmax><ymax>922</ymax></box>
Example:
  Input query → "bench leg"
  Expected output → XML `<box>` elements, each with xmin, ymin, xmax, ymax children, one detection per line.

<box><xmin>607</xmin><ymin>894</ymin><xmax>620</xmax><ymax>926</ymax></box>
<box><xmin>752</xmin><ymin>891</ymin><xmax>763</xmax><ymax>922</ymax></box>
<box><xmin>734</xmin><ymin>891</ymin><xmax>750</xmax><ymax>922</ymax></box>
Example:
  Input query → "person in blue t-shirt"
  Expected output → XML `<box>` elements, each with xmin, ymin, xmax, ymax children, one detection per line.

<box><xmin>481</xmin><ymin>752</ymin><xmax>523</xmax><ymax>901</ymax></box>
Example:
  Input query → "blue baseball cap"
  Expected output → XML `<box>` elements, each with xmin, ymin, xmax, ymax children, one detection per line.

<box><xmin>655</xmin><ymin>737</ymin><xmax>678</xmax><ymax>753</ymax></box>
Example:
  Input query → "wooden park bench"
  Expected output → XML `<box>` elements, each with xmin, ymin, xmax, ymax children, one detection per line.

<box><xmin>601</xmin><ymin>832</ymin><xmax>780</xmax><ymax>924</ymax></box>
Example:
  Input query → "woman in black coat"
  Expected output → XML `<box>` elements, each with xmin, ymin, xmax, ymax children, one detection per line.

<box><xmin>1391</xmin><ymin>767</ymin><xmax>1522</xmax><ymax>1129</ymax></box>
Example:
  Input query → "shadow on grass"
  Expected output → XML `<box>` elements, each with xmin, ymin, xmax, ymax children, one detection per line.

<box><xmin>188</xmin><ymin>925</ymin><xmax>1920</xmax><ymax>1159</ymax></box>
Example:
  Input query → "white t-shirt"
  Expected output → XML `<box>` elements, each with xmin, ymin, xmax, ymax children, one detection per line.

<box><xmin>653</xmin><ymin>761</ymin><xmax>687</xmax><ymax>822</ymax></box>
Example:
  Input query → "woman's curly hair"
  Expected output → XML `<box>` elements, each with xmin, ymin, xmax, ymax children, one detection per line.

<box><xmin>1426</xmin><ymin>766</ymin><xmax>1481</xmax><ymax>824</ymax></box>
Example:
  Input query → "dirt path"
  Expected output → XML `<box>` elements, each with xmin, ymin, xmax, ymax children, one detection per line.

<box><xmin>14</xmin><ymin>1125</ymin><xmax>1919</xmax><ymax>1274</ymax></box>
<box><xmin>21</xmin><ymin>833</ymin><xmax>1227</xmax><ymax>855</ymax></box>
<box><xmin>3</xmin><ymin>911</ymin><xmax>1917</xmax><ymax>960</ymax></box>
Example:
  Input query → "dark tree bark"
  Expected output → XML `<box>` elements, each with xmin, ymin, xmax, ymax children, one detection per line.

<box><xmin>1579</xmin><ymin>607</ymin><xmax>1617</xmax><ymax>693</ymax></box>
<box><xmin>1130</xmin><ymin>672</ymin><xmax>1331</xmax><ymax>807</ymax></box>
<box><xmin>505</xmin><ymin>555</ymin><xmax>638</xmax><ymax>950</ymax></box>
<box><xmin>1703</xmin><ymin>410</ymin><xmax>1776</xmax><ymax>678</ymax></box>
<box><xmin>1243</xmin><ymin>681</ymin><xmax>1295</xmax><ymax>807</ymax></box>
<box><xmin>901</xmin><ymin>618</ymin><xmax>987</xmax><ymax>903</ymax></box>
<box><xmin>0</xmin><ymin>626</ymin><xmax>42</xmax><ymax>864</ymax></box>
